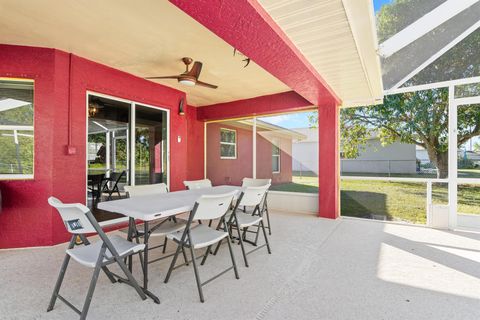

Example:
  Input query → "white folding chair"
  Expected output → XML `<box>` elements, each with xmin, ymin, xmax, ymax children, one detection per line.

<box><xmin>241</xmin><ymin>178</ymin><xmax>271</xmax><ymax>187</ymax></box>
<box><xmin>164</xmin><ymin>191</ymin><xmax>240</xmax><ymax>302</ymax></box>
<box><xmin>183</xmin><ymin>179</ymin><xmax>212</xmax><ymax>190</ymax></box>
<box><xmin>242</xmin><ymin>178</ymin><xmax>272</xmax><ymax>235</ymax></box>
<box><xmin>124</xmin><ymin>183</ymin><xmax>168</xmax><ymax>196</ymax></box>
<box><xmin>47</xmin><ymin>197</ymin><xmax>146</xmax><ymax>320</ymax></box>
<box><xmin>216</xmin><ymin>185</ymin><xmax>271</xmax><ymax>267</ymax></box>
<box><xmin>122</xmin><ymin>183</ymin><xmax>187</xmax><ymax>262</ymax></box>
<box><xmin>183</xmin><ymin>179</ymin><xmax>216</xmax><ymax>226</ymax></box>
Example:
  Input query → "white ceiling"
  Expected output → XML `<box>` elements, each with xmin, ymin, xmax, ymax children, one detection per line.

<box><xmin>0</xmin><ymin>0</ymin><xmax>383</xmax><ymax>108</ymax></box>
<box><xmin>0</xmin><ymin>0</ymin><xmax>290</xmax><ymax>106</ymax></box>
<box><xmin>257</xmin><ymin>0</ymin><xmax>384</xmax><ymax>107</ymax></box>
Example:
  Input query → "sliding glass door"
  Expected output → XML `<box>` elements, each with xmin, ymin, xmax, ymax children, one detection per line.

<box><xmin>86</xmin><ymin>93</ymin><xmax>169</xmax><ymax>220</ymax></box>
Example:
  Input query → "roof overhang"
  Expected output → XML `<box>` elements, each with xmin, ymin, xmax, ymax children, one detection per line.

<box><xmin>256</xmin><ymin>0</ymin><xmax>384</xmax><ymax>107</ymax></box>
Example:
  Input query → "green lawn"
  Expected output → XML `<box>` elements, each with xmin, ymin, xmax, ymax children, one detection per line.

<box><xmin>270</xmin><ymin>175</ymin><xmax>480</xmax><ymax>224</ymax></box>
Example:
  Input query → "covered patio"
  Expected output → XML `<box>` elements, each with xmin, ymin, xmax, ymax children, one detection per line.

<box><xmin>2</xmin><ymin>212</ymin><xmax>480</xmax><ymax>319</ymax></box>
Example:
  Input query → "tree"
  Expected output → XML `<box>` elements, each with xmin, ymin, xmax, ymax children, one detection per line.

<box><xmin>309</xmin><ymin>0</ymin><xmax>480</xmax><ymax>179</ymax></box>
<box><xmin>474</xmin><ymin>141</ymin><xmax>480</xmax><ymax>153</ymax></box>
<box><xmin>339</xmin><ymin>89</ymin><xmax>480</xmax><ymax>178</ymax></box>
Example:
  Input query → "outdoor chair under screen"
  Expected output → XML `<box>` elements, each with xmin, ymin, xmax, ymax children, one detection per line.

<box><xmin>241</xmin><ymin>178</ymin><xmax>272</xmax><ymax>235</ymax></box>
<box><xmin>215</xmin><ymin>184</ymin><xmax>271</xmax><ymax>267</ymax></box>
<box><xmin>102</xmin><ymin>170</ymin><xmax>126</xmax><ymax>200</ymax></box>
<box><xmin>183</xmin><ymin>179</ymin><xmax>215</xmax><ymax>226</ymax></box>
<box><xmin>121</xmin><ymin>183</ymin><xmax>188</xmax><ymax>263</ymax></box>
<box><xmin>183</xmin><ymin>179</ymin><xmax>212</xmax><ymax>190</ymax></box>
<box><xmin>47</xmin><ymin>197</ymin><xmax>147</xmax><ymax>320</ymax></box>
<box><xmin>87</xmin><ymin>173</ymin><xmax>105</xmax><ymax>203</ymax></box>
<box><xmin>164</xmin><ymin>191</ymin><xmax>241</xmax><ymax>302</ymax></box>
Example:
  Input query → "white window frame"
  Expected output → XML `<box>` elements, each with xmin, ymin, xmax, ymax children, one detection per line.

<box><xmin>272</xmin><ymin>139</ymin><xmax>280</xmax><ymax>173</ymax></box>
<box><xmin>0</xmin><ymin>78</ymin><xmax>35</xmax><ymax>180</ymax></box>
<box><xmin>220</xmin><ymin>128</ymin><xmax>237</xmax><ymax>159</ymax></box>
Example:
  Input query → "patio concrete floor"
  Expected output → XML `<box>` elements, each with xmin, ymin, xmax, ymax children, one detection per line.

<box><xmin>1</xmin><ymin>211</ymin><xmax>480</xmax><ymax>319</ymax></box>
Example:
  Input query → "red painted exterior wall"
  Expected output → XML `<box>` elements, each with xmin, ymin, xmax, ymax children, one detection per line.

<box><xmin>197</xmin><ymin>91</ymin><xmax>312</xmax><ymax>121</ymax></box>
<box><xmin>186</xmin><ymin>105</ymin><xmax>205</xmax><ymax>181</ymax></box>
<box><xmin>0</xmin><ymin>44</ymin><xmax>204</xmax><ymax>248</ymax></box>
<box><xmin>206</xmin><ymin>122</ymin><xmax>292</xmax><ymax>186</ymax></box>
<box><xmin>318</xmin><ymin>103</ymin><xmax>340</xmax><ymax>219</ymax></box>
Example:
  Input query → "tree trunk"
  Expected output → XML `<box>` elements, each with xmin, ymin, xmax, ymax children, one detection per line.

<box><xmin>426</xmin><ymin>147</ymin><xmax>449</xmax><ymax>179</ymax></box>
<box><xmin>435</xmin><ymin>152</ymin><xmax>449</xmax><ymax>179</ymax></box>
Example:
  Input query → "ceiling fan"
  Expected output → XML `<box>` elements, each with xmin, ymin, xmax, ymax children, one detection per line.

<box><xmin>145</xmin><ymin>57</ymin><xmax>218</xmax><ymax>89</ymax></box>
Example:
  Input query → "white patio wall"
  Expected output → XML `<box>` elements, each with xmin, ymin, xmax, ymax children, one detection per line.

<box><xmin>267</xmin><ymin>191</ymin><xmax>318</xmax><ymax>214</ymax></box>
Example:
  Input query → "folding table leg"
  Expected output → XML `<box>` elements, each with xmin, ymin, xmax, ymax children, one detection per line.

<box><xmin>140</xmin><ymin>221</ymin><xmax>160</xmax><ymax>304</ymax></box>
<box><xmin>162</xmin><ymin>237</ymin><xmax>168</xmax><ymax>254</ymax></box>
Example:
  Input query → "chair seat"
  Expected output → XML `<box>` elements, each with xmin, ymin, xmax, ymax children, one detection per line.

<box><xmin>167</xmin><ymin>224</ymin><xmax>228</xmax><ymax>249</ymax></box>
<box><xmin>120</xmin><ymin>219</ymin><xmax>187</xmax><ymax>237</ymax></box>
<box><xmin>232</xmin><ymin>212</ymin><xmax>263</xmax><ymax>228</ymax></box>
<box><xmin>66</xmin><ymin>235</ymin><xmax>144</xmax><ymax>268</ymax></box>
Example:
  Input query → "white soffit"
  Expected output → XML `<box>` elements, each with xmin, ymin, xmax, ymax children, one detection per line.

<box><xmin>258</xmin><ymin>0</ymin><xmax>384</xmax><ymax>107</ymax></box>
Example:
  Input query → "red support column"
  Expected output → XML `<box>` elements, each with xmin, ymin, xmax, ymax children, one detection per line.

<box><xmin>318</xmin><ymin>102</ymin><xmax>340</xmax><ymax>219</ymax></box>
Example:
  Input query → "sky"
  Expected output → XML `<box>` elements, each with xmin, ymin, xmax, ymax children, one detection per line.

<box><xmin>259</xmin><ymin>112</ymin><xmax>316</xmax><ymax>129</ymax></box>
<box><xmin>374</xmin><ymin>0</ymin><xmax>393</xmax><ymax>12</ymax></box>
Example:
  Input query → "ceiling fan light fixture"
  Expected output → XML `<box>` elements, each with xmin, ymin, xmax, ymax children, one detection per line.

<box><xmin>178</xmin><ymin>79</ymin><xmax>196</xmax><ymax>86</ymax></box>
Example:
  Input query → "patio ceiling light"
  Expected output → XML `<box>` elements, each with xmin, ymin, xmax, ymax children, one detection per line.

<box><xmin>88</xmin><ymin>100</ymin><xmax>103</xmax><ymax>117</ymax></box>
<box><xmin>178</xmin><ymin>78</ymin><xmax>196</xmax><ymax>86</ymax></box>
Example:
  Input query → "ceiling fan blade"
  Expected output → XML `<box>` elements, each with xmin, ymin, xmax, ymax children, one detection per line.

<box><xmin>145</xmin><ymin>76</ymin><xmax>180</xmax><ymax>80</ymax></box>
<box><xmin>187</xmin><ymin>61</ymin><xmax>203</xmax><ymax>78</ymax></box>
<box><xmin>196</xmin><ymin>80</ymin><xmax>218</xmax><ymax>89</ymax></box>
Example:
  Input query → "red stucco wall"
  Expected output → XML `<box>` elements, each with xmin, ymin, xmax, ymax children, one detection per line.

<box><xmin>206</xmin><ymin>123</ymin><xmax>292</xmax><ymax>186</ymax></box>
<box><xmin>0</xmin><ymin>44</ymin><xmax>204</xmax><ymax>248</ymax></box>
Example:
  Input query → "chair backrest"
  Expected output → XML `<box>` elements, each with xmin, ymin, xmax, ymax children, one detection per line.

<box><xmin>240</xmin><ymin>185</ymin><xmax>270</xmax><ymax>207</ymax></box>
<box><xmin>183</xmin><ymin>179</ymin><xmax>212</xmax><ymax>190</ymax></box>
<box><xmin>192</xmin><ymin>191</ymin><xmax>236</xmax><ymax>220</ymax></box>
<box><xmin>90</xmin><ymin>173</ymin><xmax>105</xmax><ymax>184</ymax></box>
<box><xmin>48</xmin><ymin>197</ymin><xmax>97</xmax><ymax>234</ymax></box>
<box><xmin>242</xmin><ymin>178</ymin><xmax>272</xmax><ymax>187</ymax></box>
<box><xmin>111</xmin><ymin>171</ymin><xmax>126</xmax><ymax>184</ymax></box>
<box><xmin>124</xmin><ymin>183</ymin><xmax>168</xmax><ymax>198</ymax></box>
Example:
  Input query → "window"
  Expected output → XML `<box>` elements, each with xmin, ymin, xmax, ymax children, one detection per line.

<box><xmin>0</xmin><ymin>79</ymin><xmax>34</xmax><ymax>179</ymax></box>
<box><xmin>220</xmin><ymin>128</ymin><xmax>236</xmax><ymax>159</ymax></box>
<box><xmin>272</xmin><ymin>141</ymin><xmax>280</xmax><ymax>173</ymax></box>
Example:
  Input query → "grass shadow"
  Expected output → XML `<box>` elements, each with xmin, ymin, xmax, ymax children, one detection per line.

<box><xmin>341</xmin><ymin>190</ymin><xmax>389</xmax><ymax>221</ymax></box>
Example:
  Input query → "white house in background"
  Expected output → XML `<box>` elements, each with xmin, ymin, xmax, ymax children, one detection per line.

<box><xmin>291</xmin><ymin>128</ymin><xmax>319</xmax><ymax>174</ymax></box>
<box><xmin>417</xmin><ymin>145</ymin><xmax>480</xmax><ymax>165</ymax></box>
<box><xmin>292</xmin><ymin>128</ymin><xmax>417</xmax><ymax>175</ymax></box>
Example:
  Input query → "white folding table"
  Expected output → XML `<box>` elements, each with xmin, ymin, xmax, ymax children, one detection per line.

<box><xmin>97</xmin><ymin>185</ymin><xmax>242</xmax><ymax>303</ymax></box>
